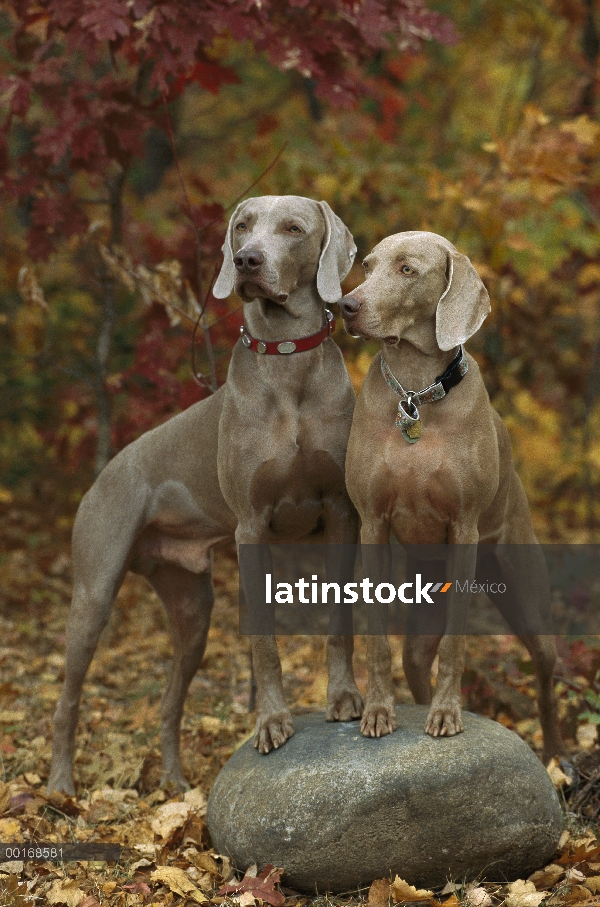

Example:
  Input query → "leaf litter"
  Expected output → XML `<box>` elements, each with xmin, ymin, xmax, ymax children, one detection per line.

<box><xmin>3</xmin><ymin>503</ymin><xmax>600</xmax><ymax>905</ymax></box>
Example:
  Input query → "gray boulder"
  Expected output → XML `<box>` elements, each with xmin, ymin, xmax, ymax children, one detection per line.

<box><xmin>207</xmin><ymin>705</ymin><xmax>563</xmax><ymax>893</ymax></box>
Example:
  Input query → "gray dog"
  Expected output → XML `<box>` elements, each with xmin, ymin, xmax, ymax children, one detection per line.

<box><xmin>47</xmin><ymin>196</ymin><xmax>362</xmax><ymax>794</ymax></box>
<box><xmin>340</xmin><ymin>230</ymin><xmax>563</xmax><ymax>763</ymax></box>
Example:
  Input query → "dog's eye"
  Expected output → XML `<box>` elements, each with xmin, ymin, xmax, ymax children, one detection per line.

<box><xmin>288</xmin><ymin>225</ymin><xmax>302</xmax><ymax>233</ymax></box>
<box><xmin>363</xmin><ymin>262</ymin><xmax>369</xmax><ymax>273</ymax></box>
<box><xmin>400</xmin><ymin>265</ymin><xmax>415</xmax><ymax>275</ymax></box>
<box><xmin>235</xmin><ymin>222</ymin><xmax>247</xmax><ymax>231</ymax></box>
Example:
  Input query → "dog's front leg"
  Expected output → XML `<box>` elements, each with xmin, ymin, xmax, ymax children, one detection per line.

<box><xmin>237</xmin><ymin>530</ymin><xmax>295</xmax><ymax>754</ymax></box>
<box><xmin>425</xmin><ymin>534</ymin><xmax>477</xmax><ymax>737</ymax></box>
<box><xmin>359</xmin><ymin>520</ymin><xmax>398</xmax><ymax>738</ymax></box>
<box><xmin>322</xmin><ymin>499</ymin><xmax>364</xmax><ymax>722</ymax></box>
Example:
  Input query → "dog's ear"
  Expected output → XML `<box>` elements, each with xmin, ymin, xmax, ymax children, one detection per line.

<box><xmin>212</xmin><ymin>202</ymin><xmax>246</xmax><ymax>299</ymax></box>
<box><xmin>316</xmin><ymin>201</ymin><xmax>357</xmax><ymax>303</ymax></box>
<box><xmin>436</xmin><ymin>250</ymin><xmax>490</xmax><ymax>351</ymax></box>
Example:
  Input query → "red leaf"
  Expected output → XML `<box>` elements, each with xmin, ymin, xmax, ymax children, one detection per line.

<box><xmin>80</xmin><ymin>0</ymin><xmax>131</xmax><ymax>41</ymax></box>
<box><xmin>218</xmin><ymin>864</ymin><xmax>285</xmax><ymax>907</ymax></box>
<box><xmin>191</xmin><ymin>60</ymin><xmax>240</xmax><ymax>94</ymax></box>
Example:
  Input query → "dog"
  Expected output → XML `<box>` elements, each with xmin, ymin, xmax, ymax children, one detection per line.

<box><xmin>212</xmin><ymin>195</ymin><xmax>363</xmax><ymax>754</ymax></box>
<box><xmin>47</xmin><ymin>196</ymin><xmax>362</xmax><ymax>794</ymax></box>
<box><xmin>339</xmin><ymin>230</ymin><xmax>564</xmax><ymax>763</ymax></box>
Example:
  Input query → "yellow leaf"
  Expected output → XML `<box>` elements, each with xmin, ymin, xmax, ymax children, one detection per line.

<box><xmin>584</xmin><ymin>876</ymin><xmax>600</xmax><ymax>894</ymax></box>
<box><xmin>47</xmin><ymin>879</ymin><xmax>86</xmax><ymax>906</ymax></box>
<box><xmin>391</xmin><ymin>875</ymin><xmax>434</xmax><ymax>902</ymax></box>
<box><xmin>505</xmin><ymin>879</ymin><xmax>548</xmax><ymax>907</ymax></box>
<box><xmin>0</xmin><ymin>711</ymin><xmax>25</xmax><ymax>722</ymax></box>
<box><xmin>0</xmin><ymin>819</ymin><xmax>20</xmax><ymax>841</ymax></box>
<box><xmin>150</xmin><ymin>800</ymin><xmax>191</xmax><ymax>838</ymax></box>
<box><xmin>577</xmin><ymin>263</ymin><xmax>600</xmax><ymax>286</ymax></box>
<box><xmin>546</xmin><ymin>756</ymin><xmax>572</xmax><ymax>788</ymax></box>
<box><xmin>151</xmin><ymin>866</ymin><xmax>207</xmax><ymax>903</ymax></box>
<box><xmin>561</xmin><ymin>115</ymin><xmax>600</xmax><ymax>146</ymax></box>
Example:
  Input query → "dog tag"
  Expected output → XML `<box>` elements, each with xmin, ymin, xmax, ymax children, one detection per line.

<box><xmin>396</xmin><ymin>397</ymin><xmax>421</xmax><ymax>444</ymax></box>
<box><xmin>402</xmin><ymin>420</ymin><xmax>421</xmax><ymax>443</ymax></box>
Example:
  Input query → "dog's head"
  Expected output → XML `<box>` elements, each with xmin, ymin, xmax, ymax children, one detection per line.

<box><xmin>213</xmin><ymin>196</ymin><xmax>356</xmax><ymax>310</ymax></box>
<box><xmin>339</xmin><ymin>231</ymin><xmax>490</xmax><ymax>353</ymax></box>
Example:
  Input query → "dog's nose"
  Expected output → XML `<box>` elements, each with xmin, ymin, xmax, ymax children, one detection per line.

<box><xmin>234</xmin><ymin>248</ymin><xmax>264</xmax><ymax>272</ymax></box>
<box><xmin>339</xmin><ymin>295</ymin><xmax>362</xmax><ymax>320</ymax></box>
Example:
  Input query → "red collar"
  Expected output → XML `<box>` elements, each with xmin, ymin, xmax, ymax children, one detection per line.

<box><xmin>239</xmin><ymin>309</ymin><xmax>335</xmax><ymax>355</ymax></box>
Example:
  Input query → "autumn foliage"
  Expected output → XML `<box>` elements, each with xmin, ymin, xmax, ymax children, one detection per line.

<box><xmin>0</xmin><ymin>0</ymin><xmax>599</xmax><ymax>540</ymax></box>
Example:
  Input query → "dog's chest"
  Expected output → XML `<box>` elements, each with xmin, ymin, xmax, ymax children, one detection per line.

<box><xmin>361</xmin><ymin>417</ymin><xmax>493</xmax><ymax>543</ymax></box>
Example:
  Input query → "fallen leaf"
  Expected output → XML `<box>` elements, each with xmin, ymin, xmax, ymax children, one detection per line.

<box><xmin>369</xmin><ymin>878</ymin><xmax>391</xmax><ymax>907</ymax></box>
<box><xmin>391</xmin><ymin>875</ymin><xmax>434</xmax><ymax>902</ymax></box>
<box><xmin>528</xmin><ymin>864</ymin><xmax>565</xmax><ymax>889</ymax></box>
<box><xmin>239</xmin><ymin>892</ymin><xmax>257</xmax><ymax>906</ymax></box>
<box><xmin>182</xmin><ymin>813</ymin><xmax>210</xmax><ymax>847</ymax></box>
<box><xmin>151</xmin><ymin>800</ymin><xmax>191</xmax><ymax>838</ymax></box>
<box><xmin>505</xmin><ymin>879</ymin><xmax>548</xmax><ymax>907</ymax></box>
<box><xmin>565</xmin><ymin>868</ymin><xmax>586</xmax><ymax>883</ymax></box>
<box><xmin>0</xmin><ymin>818</ymin><xmax>21</xmax><ymax>841</ymax></box>
<box><xmin>184</xmin><ymin>786</ymin><xmax>208</xmax><ymax>814</ymax></box>
<box><xmin>25</xmin><ymin>765</ymin><xmax>44</xmax><ymax>787</ymax></box>
<box><xmin>151</xmin><ymin>865</ymin><xmax>207</xmax><ymax>903</ymax></box>
<box><xmin>561</xmin><ymin>884</ymin><xmax>595</xmax><ymax>904</ymax></box>
<box><xmin>199</xmin><ymin>715</ymin><xmax>222</xmax><ymax>735</ymax></box>
<box><xmin>585</xmin><ymin>877</ymin><xmax>600</xmax><ymax>895</ymax></box>
<box><xmin>122</xmin><ymin>881</ymin><xmax>152</xmax><ymax>897</ymax></box>
<box><xmin>0</xmin><ymin>711</ymin><xmax>25</xmax><ymax>722</ymax></box>
<box><xmin>0</xmin><ymin>861</ymin><xmax>24</xmax><ymax>874</ymax></box>
<box><xmin>90</xmin><ymin>786</ymin><xmax>138</xmax><ymax>804</ymax></box>
<box><xmin>439</xmin><ymin>884</ymin><xmax>459</xmax><ymax>896</ymax></box>
<box><xmin>185</xmin><ymin>849</ymin><xmax>222</xmax><ymax>877</ymax></box>
<box><xmin>576</xmin><ymin>723</ymin><xmax>598</xmax><ymax>750</ymax></box>
<box><xmin>47</xmin><ymin>879</ymin><xmax>86</xmax><ymax>906</ymax></box>
<box><xmin>546</xmin><ymin>757</ymin><xmax>572</xmax><ymax>788</ymax></box>
<box><xmin>218</xmin><ymin>863</ymin><xmax>285</xmax><ymax>907</ymax></box>
<box><xmin>559</xmin><ymin>830</ymin><xmax>571</xmax><ymax>850</ymax></box>
<box><xmin>465</xmin><ymin>886</ymin><xmax>492</xmax><ymax>906</ymax></box>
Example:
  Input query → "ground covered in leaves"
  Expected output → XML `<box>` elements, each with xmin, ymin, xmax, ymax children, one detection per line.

<box><xmin>2</xmin><ymin>501</ymin><xmax>600</xmax><ymax>907</ymax></box>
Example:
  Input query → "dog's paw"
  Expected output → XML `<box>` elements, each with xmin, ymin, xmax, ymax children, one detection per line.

<box><xmin>46</xmin><ymin>772</ymin><xmax>76</xmax><ymax>797</ymax></box>
<box><xmin>360</xmin><ymin>701</ymin><xmax>397</xmax><ymax>738</ymax></box>
<box><xmin>424</xmin><ymin>703</ymin><xmax>464</xmax><ymax>737</ymax></box>
<box><xmin>253</xmin><ymin>711</ymin><xmax>295</xmax><ymax>754</ymax></box>
<box><xmin>160</xmin><ymin>771</ymin><xmax>190</xmax><ymax>792</ymax></box>
<box><xmin>326</xmin><ymin>685</ymin><xmax>364</xmax><ymax>722</ymax></box>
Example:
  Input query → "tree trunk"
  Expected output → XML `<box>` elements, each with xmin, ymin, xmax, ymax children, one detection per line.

<box><xmin>93</xmin><ymin>170</ymin><xmax>125</xmax><ymax>476</ymax></box>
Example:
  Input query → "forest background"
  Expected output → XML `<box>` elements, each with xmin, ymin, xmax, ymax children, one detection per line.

<box><xmin>1</xmin><ymin>0</ymin><xmax>599</xmax><ymax>544</ymax></box>
<box><xmin>1</xmin><ymin>2</ymin><xmax>600</xmax><ymax>903</ymax></box>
